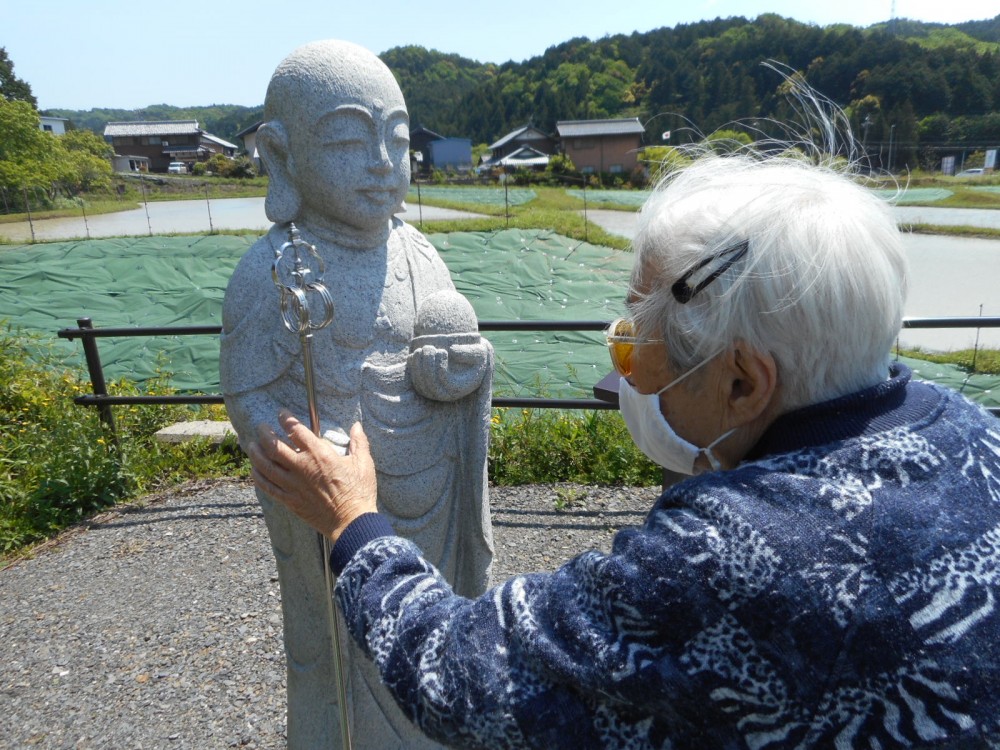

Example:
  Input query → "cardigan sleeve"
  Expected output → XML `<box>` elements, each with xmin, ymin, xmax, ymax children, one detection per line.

<box><xmin>333</xmin><ymin>501</ymin><xmax>743</xmax><ymax>749</ymax></box>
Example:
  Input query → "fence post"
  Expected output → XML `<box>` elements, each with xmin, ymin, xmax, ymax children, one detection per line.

<box><xmin>415</xmin><ymin>179</ymin><xmax>423</xmax><ymax>230</ymax></box>
<box><xmin>204</xmin><ymin>183</ymin><xmax>214</xmax><ymax>234</ymax></box>
<box><xmin>77</xmin><ymin>317</ymin><xmax>120</xmax><ymax>447</ymax></box>
<box><xmin>79</xmin><ymin>197</ymin><xmax>91</xmax><ymax>239</ymax></box>
<box><xmin>139</xmin><ymin>173</ymin><xmax>152</xmax><ymax>236</ymax></box>
<box><xmin>22</xmin><ymin>187</ymin><xmax>35</xmax><ymax>243</ymax></box>
<box><xmin>504</xmin><ymin>170</ymin><xmax>510</xmax><ymax>228</ymax></box>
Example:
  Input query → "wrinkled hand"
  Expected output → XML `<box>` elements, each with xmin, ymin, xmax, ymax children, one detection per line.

<box><xmin>248</xmin><ymin>410</ymin><xmax>378</xmax><ymax>544</ymax></box>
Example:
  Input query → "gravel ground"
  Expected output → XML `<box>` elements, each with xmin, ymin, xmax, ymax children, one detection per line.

<box><xmin>0</xmin><ymin>478</ymin><xmax>660</xmax><ymax>749</ymax></box>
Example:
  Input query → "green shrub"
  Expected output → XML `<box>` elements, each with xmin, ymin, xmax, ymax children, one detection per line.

<box><xmin>204</xmin><ymin>153</ymin><xmax>231</xmax><ymax>176</ymax></box>
<box><xmin>489</xmin><ymin>406</ymin><xmax>660</xmax><ymax>487</ymax></box>
<box><xmin>512</xmin><ymin>167</ymin><xmax>534</xmax><ymax>186</ymax></box>
<box><xmin>227</xmin><ymin>156</ymin><xmax>256</xmax><ymax>178</ymax></box>
<box><xmin>628</xmin><ymin>165</ymin><xmax>648</xmax><ymax>189</ymax></box>
<box><xmin>0</xmin><ymin>326</ymin><xmax>246</xmax><ymax>553</ymax></box>
<box><xmin>545</xmin><ymin>153</ymin><xmax>577</xmax><ymax>183</ymax></box>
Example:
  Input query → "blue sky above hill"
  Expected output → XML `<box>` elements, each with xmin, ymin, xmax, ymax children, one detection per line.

<box><xmin>5</xmin><ymin>0</ymin><xmax>998</xmax><ymax>110</ymax></box>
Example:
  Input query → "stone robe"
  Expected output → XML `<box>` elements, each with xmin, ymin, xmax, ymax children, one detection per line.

<box><xmin>221</xmin><ymin>218</ymin><xmax>493</xmax><ymax>749</ymax></box>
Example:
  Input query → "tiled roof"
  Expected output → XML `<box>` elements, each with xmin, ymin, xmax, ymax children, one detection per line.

<box><xmin>201</xmin><ymin>132</ymin><xmax>239</xmax><ymax>150</ymax></box>
<box><xmin>489</xmin><ymin>126</ymin><xmax>551</xmax><ymax>151</ymax></box>
<box><xmin>410</xmin><ymin>126</ymin><xmax>444</xmax><ymax>140</ymax></box>
<box><xmin>556</xmin><ymin>118</ymin><xmax>644</xmax><ymax>138</ymax></box>
<box><xmin>234</xmin><ymin>121</ymin><xmax>262</xmax><ymax>139</ymax></box>
<box><xmin>489</xmin><ymin>125</ymin><xmax>530</xmax><ymax>150</ymax></box>
<box><xmin>103</xmin><ymin>120</ymin><xmax>201</xmax><ymax>137</ymax></box>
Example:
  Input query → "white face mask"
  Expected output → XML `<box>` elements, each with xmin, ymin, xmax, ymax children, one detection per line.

<box><xmin>618</xmin><ymin>355</ymin><xmax>735</xmax><ymax>475</ymax></box>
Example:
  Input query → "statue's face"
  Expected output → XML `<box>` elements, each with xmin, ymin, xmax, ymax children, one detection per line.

<box><xmin>291</xmin><ymin>92</ymin><xmax>410</xmax><ymax>233</ymax></box>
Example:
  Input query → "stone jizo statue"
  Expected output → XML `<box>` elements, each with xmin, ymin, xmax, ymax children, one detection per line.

<box><xmin>220</xmin><ymin>39</ymin><xmax>494</xmax><ymax>749</ymax></box>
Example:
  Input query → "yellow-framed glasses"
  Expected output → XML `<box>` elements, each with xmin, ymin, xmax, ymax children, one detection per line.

<box><xmin>604</xmin><ymin>317</ymin><xmax>662</xmax><ymax>378</ymax></box>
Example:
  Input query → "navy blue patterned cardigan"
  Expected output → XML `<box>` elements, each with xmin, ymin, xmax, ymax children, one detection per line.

<box><xmin>330</xmin><ymin>365</ymin><xmax>1000</xmax><ymax>749</ymax></box>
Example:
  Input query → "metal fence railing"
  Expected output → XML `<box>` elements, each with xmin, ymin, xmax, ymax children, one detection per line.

<box><xmin>58</xmin><ymin>315</ymin><xmax>1000</xmax><ymax>443</ymax></box>
<box><xmin>57</xmin><ymin>317</ymin><xmax>621</xmax><ymax>442</ymax></box>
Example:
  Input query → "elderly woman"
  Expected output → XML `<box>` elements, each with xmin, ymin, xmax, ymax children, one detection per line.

<box><xmin>249</xmin><ymin>152</ymin><xmax>1000</xmax><ymax>748</ymax></box>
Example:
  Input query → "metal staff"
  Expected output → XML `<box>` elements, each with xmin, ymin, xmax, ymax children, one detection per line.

<box><xmin>272</xmin><ymin>223</ymin><xmax>353</xmax><ymax>750</ymax></box>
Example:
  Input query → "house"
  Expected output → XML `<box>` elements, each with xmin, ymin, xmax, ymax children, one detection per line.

<box><xmin>427</xmin><ymin>138</ymin><xmax>472</xmax><ymax>172</ymax></box>
<box><xmin>409</xmin><ymin>126</ymin><xmax>445</xmax><ymax>176</ymax></box>
<box><xmin>486</xmin><ymin>125</ymin><xmax>556</xmax><ymax>165</ymax></box>
<box><xmin>235</xmin><ymin>121</ymin><xmax>263</xmax><ymax>172</ymax></box>
<box><xmin>104</xmin><ymin>120</ymin><xmax>202</xmax><ymax>172</ymax></box>
<box><xmin>103</xmin><ymin>120</ymin><xmax>237</xmax><ymax>173</ymax></box>
<box><xmin>39</xmin><ymin>116</ymin><xmax>69</xmax><ymax>135</ymax></box>
<box><xmin>555</xmin><ymin>118</ymin><xmax>645</xmax><ymax>175</ymax></box>
<box><xmin>200</xmin><ymin>132</ymin><xmax>239</xmax><ymax>158</ymax></box>
<box><xmin>111</xmin><ymin>154</ymin><xmax>150</xmax><ymax>173</ymax></box>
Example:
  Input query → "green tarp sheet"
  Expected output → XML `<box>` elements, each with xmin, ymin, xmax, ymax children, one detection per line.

<box><xmin>1</xmin><ymin>230</ymin><xmax>998</xmax><ymax>408</ymax></box>
<box><xmin>0</xmin><ymin>230</ymin><xmax>632</xmax><ymax>399</ymax></box>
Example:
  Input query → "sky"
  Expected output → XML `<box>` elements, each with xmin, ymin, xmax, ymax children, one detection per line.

<box><xmin>4</xmin><ymin>0</ymin><xmax>998</xmax><ymax>112</ymax></box>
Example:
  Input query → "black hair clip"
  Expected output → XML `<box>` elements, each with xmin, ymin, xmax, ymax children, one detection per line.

<box><xmin>670</xmin><ymin>240</ymin><xmax>749</xmax><ymax>304</ymax></box>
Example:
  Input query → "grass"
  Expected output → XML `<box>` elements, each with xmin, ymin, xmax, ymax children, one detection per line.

<box><xmin>896</xmin><ymin>346</ymin><xmax>1000</xmax><ymax>375</ymax></box>
<box><xmin>902</xmin><ymin>224</ymin><xmax>1000</xmax><ymax>240</ymax></box>
<box><xmin>489</xmin><ymin>406</ymin><xmax>659</xmax><ymax>488</ymax></box>
<box><xmin>410</xmin><ymin>185</ymin><xmax>633</xmax><ymax>250</ymax></box>
<box><xmin>920</xmin><ymin>185</ymin><xmax>1000</xmax><ymax>211</ymax></box>
<box><xmin>0</xmin><ymin>325</ymin><xmax>247</xmax><ymax>558</ymax></box>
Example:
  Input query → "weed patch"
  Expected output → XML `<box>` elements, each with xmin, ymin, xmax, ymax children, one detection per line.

<box><xmin>0</xmin><ymin>325</ymin><xmax>246</xmax><ymax>554</ymax></box>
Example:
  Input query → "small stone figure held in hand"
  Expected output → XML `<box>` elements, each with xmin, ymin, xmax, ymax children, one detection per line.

<box><xmin>220</xmin><ymin>40</ymin><xmax>493</xmax><ymax>750</ymax></box>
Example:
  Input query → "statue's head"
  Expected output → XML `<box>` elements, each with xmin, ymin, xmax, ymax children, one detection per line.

<box><xmin>258</xmin><ymin>40</ymin><xmax>410</xmax><ymax>233</ymax></box>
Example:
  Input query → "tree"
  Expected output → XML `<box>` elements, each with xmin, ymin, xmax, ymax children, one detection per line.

<box><xmin>0</xmin><ymin>99</ymin><xmax>55</xmax><ymax>193</ymax></box>
<box><xmin>0</xmin><ymin>47</ymin><xmax>36</xmax><ymax>107</ymax></box>
<box><xmin>639</xmin><ymin>145</ymin><xmax>692</xmax><ymax>182</ymax></box>
<box><xmin>0</xmin><ymin>100</ymin><xmax>117</xmax><ymax>205</ymax></box>
<box><xmin>544</xmin><ymin>153</ymin><xmax>577</xmax><ymax>184</ymax></box>
<box><xmin>54</xmin><ymin>130</ymin><xmax>114</xmax><ymax>193</ymax></box>
<box><xmin>704</xmin><ymin>129</ymin><xmax>753</xmax><ymax>155</ymax></box>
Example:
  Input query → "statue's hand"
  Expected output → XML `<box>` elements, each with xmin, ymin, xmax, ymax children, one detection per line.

<box><xmin>409</xmin><ymin>335</ymin><xmax>489</xmax><ymax>402</ymax></box>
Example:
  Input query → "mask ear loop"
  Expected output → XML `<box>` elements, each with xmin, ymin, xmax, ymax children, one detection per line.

<box><xmin>653</xmin><ymin>348</ymin><xmax>725</xmax><ymax>396</ymax></box>
<box><xmin>700</xmin><ymin>428</ymin><xmax>737</xmax><ymax>472</ymax></box>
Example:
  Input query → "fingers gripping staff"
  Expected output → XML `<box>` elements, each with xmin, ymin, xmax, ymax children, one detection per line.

<box><xmin>271</xmin><ymin>223</ymin><xmax>353</xmax><ymax>750</ymax></box>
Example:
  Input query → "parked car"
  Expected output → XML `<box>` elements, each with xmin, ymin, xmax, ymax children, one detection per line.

<box><xmin>955</xmin><ymin>168</ymin><xmax>984</xmax><ymax>177</ymax></box>
<box><xmin>167</xmin><ymin>162</ymin><xmax>187</xmax><ymax>174</ymax></box>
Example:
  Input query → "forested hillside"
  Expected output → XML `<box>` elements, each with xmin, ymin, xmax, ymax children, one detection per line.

<box><xmin>47</xmin><ymin>14</ymin><xmax>1000</xmax><ymax>171</ymax></box>
<box><xmin>425</xmin><ymin>14</ymin><xmax>1000</xmax><ymax>171</ymax></box>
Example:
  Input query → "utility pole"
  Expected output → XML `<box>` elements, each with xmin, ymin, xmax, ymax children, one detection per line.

<box><xmin>888</xmin><ymin>124</ymin><xmax>896</xmax><ymax>173</ymax></box>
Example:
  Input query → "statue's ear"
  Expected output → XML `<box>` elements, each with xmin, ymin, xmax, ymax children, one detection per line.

<box><xmin>258</xmin><ymin>122</ymin><xmax>300</xmax><ymax>225</ymax></box>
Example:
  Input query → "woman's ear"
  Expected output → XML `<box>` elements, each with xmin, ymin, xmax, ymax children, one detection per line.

<box><xmin>725</xmin><ymin>343</ymin><xmax>779</xmax><ymax>426</ymax></box>
<box><xmin>257</xmin><ymin>122</ymin><xmax>301</xmax><ymax>225</ymax></box>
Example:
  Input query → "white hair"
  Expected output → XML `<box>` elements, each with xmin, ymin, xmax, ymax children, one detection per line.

<box><xmin>631</xmin><ymin>145</ymin><xmax>908</xmax><ymax>410</ymax></box>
